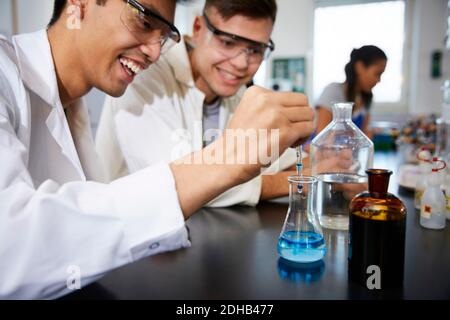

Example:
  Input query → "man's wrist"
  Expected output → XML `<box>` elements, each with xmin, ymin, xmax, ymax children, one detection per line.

<box><xmin>202</xmin><ymin>136</ymin><xmax>256</xmax><ymax>186</ymax></box>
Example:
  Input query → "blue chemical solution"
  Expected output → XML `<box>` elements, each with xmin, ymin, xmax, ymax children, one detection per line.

<box><xmin>277</xmin><ymin>258</ymin><xmax>325</xmax><ymax>283</ymax></box>
<box><xmin>278</xmin><ymin>231</ymin><xmax>326</xmax><ymax>263</ymax></box>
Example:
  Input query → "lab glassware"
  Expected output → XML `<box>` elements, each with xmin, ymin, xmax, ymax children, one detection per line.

<box><xmin>278</xmin><ymin>175</ymin><xmax>326</xmax><ymax>263</ymax></box>
<box><xmin>310</xmin><ymin>102</ymin><xmax>374</xmax><ymax>230</ymax></box>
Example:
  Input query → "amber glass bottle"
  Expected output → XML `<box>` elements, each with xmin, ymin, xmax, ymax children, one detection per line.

<box><xmin>348</xmin><ymin>169</ymin><xmax>407</xmax><ymax>289</ymax></box>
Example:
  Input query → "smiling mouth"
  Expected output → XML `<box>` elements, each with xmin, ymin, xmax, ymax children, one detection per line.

<box><xmin>119</xmin><ymin>56</ymin><xmax>143</xmax><ymax>77</ymax></box>
<box><xmin>217</xmin><ymin>67</ymin><xmax>244</xmax><ymax>81</ymax></box>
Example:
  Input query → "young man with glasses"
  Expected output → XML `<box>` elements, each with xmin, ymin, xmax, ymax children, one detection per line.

<box><xmin>0</xmin><ymin>0</ymin><xmax>313</xmax><ymax>298</ymax></box>
<box><xmin>97</xmin><ymin>0</ymin><xmax>302</xmax><ymax>207</ymax></box>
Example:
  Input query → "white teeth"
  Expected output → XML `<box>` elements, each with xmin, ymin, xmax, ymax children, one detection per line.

<box><xmin>119</xmin><ymin>57</ymin><xmax>141</xmax><ymax>75</ymax></box>
<box><xmin>219</xmin><ymin>68</ymin><xmax>238</xmax><ymax>80</ymax></box>
<box><xmin>224</xmin><ymin>72</ymin><xmax>237</xmax><ymax>80</ymax></box>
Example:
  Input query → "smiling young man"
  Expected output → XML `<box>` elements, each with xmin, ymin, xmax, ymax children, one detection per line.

<box><xmin>96</xmin><ymin>0</ymin><xmax>301</xmax><ymax>207</ymax></box>
<box><xmin>0</xmin><ymin>0</ymin><xmax>314</xmax><ymax>298</ymax></box>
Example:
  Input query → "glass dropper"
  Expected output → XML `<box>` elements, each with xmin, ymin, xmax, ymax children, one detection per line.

<box><xmin>296</xmin><ymin>145</ymin><xmax>304</xmax><ymax>193</ymax></box>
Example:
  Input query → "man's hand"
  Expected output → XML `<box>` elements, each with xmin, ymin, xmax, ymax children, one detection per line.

<box><xmin>226</xmin><ymin>86</ymin><xmax>315</xmax><ymax>182</ymax></box>
<box><xmin>314</xmin><ymin>150</ymin><xmax>353</xmax><ymax>174</ymax></box>
<box><xmin>308</xmin><ymin>149</ymin><xmax>367</xmax><ymax>200</ymax></box>
<box><xmin>313</xmin><ymin>150</ymin><xmax>367</xmax><ymax>200</ymax></box>
<box><xmin>170</xmin><ymin>86</ymin><xmax>315</xmax><ymax>218</ymax></box>
<box><xmin>229</xmin><ymin>86</ymin><xmax>314</xmax><ymax>146</ymax></box>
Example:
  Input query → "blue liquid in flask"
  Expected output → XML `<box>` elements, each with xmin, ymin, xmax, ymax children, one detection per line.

<box><xmin>278</xmin><ymin>231</ymin><xmax>326</xmax><ymax>263</ymax></box>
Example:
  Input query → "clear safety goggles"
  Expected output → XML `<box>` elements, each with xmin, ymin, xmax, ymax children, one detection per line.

<box><xmin>121</xmin><ymin>0</ymin><xmax>181</xmax><ymax>54</ymax></box>
<box><xmin>203</xmin><ymin>11</ymin><xmax>275</xmax><ymax>65</ymax></box>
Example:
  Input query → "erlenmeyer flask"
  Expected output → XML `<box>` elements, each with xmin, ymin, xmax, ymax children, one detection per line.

<box><xmin>310</xmin><ymin>102</ymin><xmax>374</xmax><ymax>230</ymax></box>
<box><xmin>277</xmin><ymin>258</ymin><xmax>325</xmax><ymax>283</ymax></box>
<box><xmin>277</xmin><ymin>176</ymin><xmax>326</xmax><ymax>263</ymax></box>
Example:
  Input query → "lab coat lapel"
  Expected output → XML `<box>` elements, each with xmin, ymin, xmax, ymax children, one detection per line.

<box><xmin>65</xmin><ymin>99</ymin><xmax>105</xmax><ymax>182</ymax></box>
<box><xmin>167</xmin><ymin>39</ymin><xmax>204</xmax><ymax>150</ymax></box>
<box><xmin>12</xmin><ymin>30</ymin><xmax>87</xmax><ymax>180</ymax></box>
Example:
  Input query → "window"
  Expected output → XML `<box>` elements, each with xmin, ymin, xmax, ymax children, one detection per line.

<box><xmin>313</xmin><ymin>0</ymin><xmax>405</xmax><ymax>107</ymax></box>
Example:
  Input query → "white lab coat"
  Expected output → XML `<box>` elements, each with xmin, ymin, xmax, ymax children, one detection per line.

<box><xmin>96</xmin><ymin>38</ymin><xmax>296</xmax><ymax>207</ymax></box>
<box><xmin>0</xmin><ymin>30</ymin><xmax>190</xmax><ymax>299</ymax></box>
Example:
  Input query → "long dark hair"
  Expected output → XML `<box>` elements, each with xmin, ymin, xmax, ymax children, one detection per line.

<box><xmin>344</xmin><ymin>45</ymin><xmax>387</xmax><ymax>110</ymax></box>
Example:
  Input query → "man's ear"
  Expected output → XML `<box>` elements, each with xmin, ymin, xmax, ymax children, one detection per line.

<box><xmin>192</xmin><ymin>16</ymin><xmax>203</xmax><ymax>39</ymax></box>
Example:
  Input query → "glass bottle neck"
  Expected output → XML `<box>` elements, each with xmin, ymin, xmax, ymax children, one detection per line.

<box><xmin>332</xmin><ymin>103</ymin><xmax>354</xmax><ymax>122</ymax></box>
<box><xmin>367</xmin><ymin>169</ymin><xmax>392</xmax><ymax>198</ymax></box>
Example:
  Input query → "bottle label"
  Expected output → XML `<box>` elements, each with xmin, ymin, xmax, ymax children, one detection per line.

<box><xmin>414</xmin><ymin>190</ymin><xmax>424</xmax><ymax>209</ymax></box>
<box><xmin>415</xmin><ymin>190</ymin><xmax>424</xmax><ymax>204</ymax></box>
<box><xmin>421</xmin><ymin>203</ymin><xmax>446</xmax><ymax>219</ymax></box>
<box><xmin>421</xmin><ymin>205</ymin><xmax>432</xmax><ymax>219</ymax></box>
<box><xmin>446</xmin><ymin>195</ymin><xmax>450</xmax><ymax>211</ymax></box>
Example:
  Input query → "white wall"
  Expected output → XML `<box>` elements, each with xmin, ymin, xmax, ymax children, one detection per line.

<box><xmin>408</xmin><ymin>0</ymin><xmax>450</xmax><ymax>115</ymax></box>
<box><xmin>175</xmin><ymin>0</ymin><xmax>205</xmax><ymax>34</ymax></box>
<box><xmin>0</xmin><ymin>0</ymin><xmax>13</xmax><ymax>37</ymax></box>
<box><xmin>15</xmin><ymin>0</ymin><xmax>53</xmax><ymax>33</ymax></box>
<box><xmin>269</xmin><ymin>0</ymin><xmax>315</xmax><ymax>98</ymax></box>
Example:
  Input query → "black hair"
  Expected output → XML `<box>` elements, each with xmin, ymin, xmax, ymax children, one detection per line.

<box><xmin>344</xmin><ymin>45</ymin><xmax>387</xmax><ymax>109</ymax></box>
<box><xmin>48</xmin><ymin>0</ymin><xmax>66</xmax><ymax>27</ymax></box>
<box><xmin>48</xmin><ymin>0</ymin><xmax>192</xmax><ymax>27</ymax></box>
<box><xmin>205</xmin><ymin>0</ymin><xmax>277</xmax><ymax>23</ymax></box>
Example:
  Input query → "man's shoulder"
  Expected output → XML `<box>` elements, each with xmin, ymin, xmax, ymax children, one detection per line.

<box><xmin>0</xmin><ymin>35</ymin><xmax>22</xmax><ymax>105</ymax></box>
<box><xmin>133</xmin><ymin>39</ymin><xmax>193</xmax><ymax>96</ymax></box>
<box><xmin>0</xmin><ymin>34</ymin><xmax>17</xmax><ymax>72</ymax></box>
<box><xmin>128</xmin><ymin>56</ymin><xmax>178</xmax><ymax>98</ymax></box>
<box><xmin>0</xmin><ymin>35</ymin><xmax>24</xmax><ymax>128</ymax></box>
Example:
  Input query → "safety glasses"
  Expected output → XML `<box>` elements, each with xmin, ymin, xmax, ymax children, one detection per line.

<box><xmin>203</xmin><ymin>11</ymin><xmax>275</xmax><ymax>64</ymax></box>
<box><xmin>121</xmin><ymin>0</ymin><xmax>181</xmax><ymax>54</ymax></box>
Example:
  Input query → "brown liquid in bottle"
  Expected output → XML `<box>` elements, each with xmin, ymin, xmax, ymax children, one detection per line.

<box><xmin>348</xmin><ymin>169</ymin><xmax>407</xmax><ymax>289</ymax></box>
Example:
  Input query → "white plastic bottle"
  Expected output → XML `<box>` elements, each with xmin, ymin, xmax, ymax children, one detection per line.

<box><xmin>415</xmin><ymin>149</ymin><xmax>432</xmax><ymax>210</ymax></box>
<box><xmin>420</xmin><ymin>157</ymin><xmax>447</xmax><ymax>229</ymax></box>
<box><xmin>444</xmin><ymin>172</ymin><xmax>450</xmax><ymax>220</ymax></box>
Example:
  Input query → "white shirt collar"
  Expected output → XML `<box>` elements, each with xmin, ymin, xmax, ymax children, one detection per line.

<box><xmin>12</xmin><ymin>29</ymin><xmax>61</xmax><ymax>108</ymax></box>
<box><xmin>163</xmin><ymin>36</ymin><xmax>196</xmax><ymax>88</ymax></box>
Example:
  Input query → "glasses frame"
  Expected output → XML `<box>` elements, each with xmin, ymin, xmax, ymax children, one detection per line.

<box><xmin>202</xmin><ymin>11</ymin><xmax>275</xmax><ymax>60</ymax></box>
<box><xmin>124</xmin><ymin>0</ymin><xmax>181</xmax><ymax>46</ymax></box>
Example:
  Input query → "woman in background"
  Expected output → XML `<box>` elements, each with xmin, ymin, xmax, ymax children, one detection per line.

<box><xmin>315</xmin><ymin>45</ymin><xmax>387</xmax><ymax>139</ymax></box>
